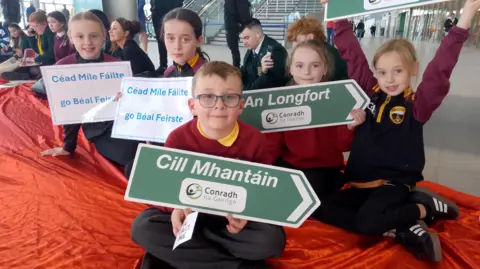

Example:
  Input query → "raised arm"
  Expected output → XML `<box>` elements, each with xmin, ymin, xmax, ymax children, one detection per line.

<box><xmin>413</xmin><ymin>3</ymin><xmax>473</xmax><ymax>123</ymax></box>
<box><xmin>334</xmin><ymin>20</ymin><xmax>378</xmax><ymax>95</ymax></box>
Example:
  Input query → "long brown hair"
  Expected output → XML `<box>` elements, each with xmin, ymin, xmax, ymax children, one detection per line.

<box><xmin>287</xmin><ymin>39</ymin><xmax>335</xmax><ymax>84</ymax></box>
<box><xmin>161</xmin><ymin>8</ymin><xmax>210</xmax><ymax>61</ymax></box>
<box><xmin>7</xmin><ymin>23</ymin><xmax>26</xmax><ymax>49</ymax></box>
<box><xmin>110</xmin><ymin>18</ymin><xmax>141</xmax><ymax>54</ymax></box>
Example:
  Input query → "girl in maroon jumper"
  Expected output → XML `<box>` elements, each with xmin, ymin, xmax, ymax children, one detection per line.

<box><xmin>41</xmin><ymin>11</ymin><xmax>139</xmax><ymax>168</ymax></box>
<box><xmin>47</xmin><ymin>11</ymin><xmax>74</xmax><ymax>62</ymax></box>
<box><xmin>316</xmin><ymin>0</ymin><xmax>477</xmax><ymax>262</ymax></box>
<box><xmin>264</xmin><ymin>40</ymin><xmax>366</xmax><ymax>201</ymax></box>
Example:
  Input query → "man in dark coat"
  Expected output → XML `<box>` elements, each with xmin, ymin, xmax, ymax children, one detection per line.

<box><xmin>150</xmin><ymin>0</ymin><xmax>183</xmax><ymax>74</ymax></box>
<box><xmin>224</xmin><ymin>0</ymin><xmax>251</xmax><ymax>68</ymax></box>
<box><xmin>1</xmin><ymin>0</ymin><xmax>21</xmax><ymax>27</ymax></box>
<box><xmin>240</xmin><ymin>18</ymin><xmax>289</xmax><ymax>91</ymax></box>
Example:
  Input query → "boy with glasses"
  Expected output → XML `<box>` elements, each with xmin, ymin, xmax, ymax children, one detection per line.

<box><xmin>131</xmin><ymin>61</ymin><xmax>286</xmax><ymax>269</ymax></box>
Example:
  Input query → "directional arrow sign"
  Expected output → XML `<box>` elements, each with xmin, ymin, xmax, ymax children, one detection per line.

<box><xmin>325</xmin><ymin>0</ymin><xmax>448</xmax><ymax>21</ymax></box>
<box><xmin>239</xmin><ymin>79</ymin><xmax>369</xmax><ymax>133</ymax></box>
<box><xmin>125</xmin><ymin>144</ymin><xmax>320</xmax><ymax>228</ymax></box>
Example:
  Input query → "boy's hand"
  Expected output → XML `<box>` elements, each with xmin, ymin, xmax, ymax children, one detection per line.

<box><xmin>41</xmin><ymin>147</ymin><xmax>70</xmax><ymax>157</ymax></box>
<box><xmin>457</xmin><ymin>0</ymin><xmax>480</xmax><ymax>29</ymax></box>
<box><xmin>347</xmin><ymin>108</ymin><xmax>366</xmax><ymax>130</ymax></box>
<box><xmin>261</xmin><ymin>54</ymin><xmax>274</xmax><ymax>73</ymax></box>
<box><xmin>171</xmin><ymin>208</ymin><xmax>192</xmax><ymax>236</ymax></box>
<box><xmin>321</xmin><ymin>0</ymin><xmax>328</xmax><ymax>4</ymax></box>
<box><xmin>226</xmin><ymin>214</ymin><xmax>248</xmax><ymax>234</ymax></box>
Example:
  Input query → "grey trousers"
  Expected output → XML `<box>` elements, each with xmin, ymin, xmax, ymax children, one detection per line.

<box><xmin>131</xmin><ymin>208</ymin><xmax>286</xmax><ymax>269</ymax></box>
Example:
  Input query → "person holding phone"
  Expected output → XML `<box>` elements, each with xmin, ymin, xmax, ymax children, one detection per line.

<box><xmin>2</xmin><ymin>10</ymin><xmax>55</xmax><ymax>80</ymax></box>
<box><xmin>239</xmin><ymin>18</ymin><xmax>289</xmax><ymax>91</ymax></box>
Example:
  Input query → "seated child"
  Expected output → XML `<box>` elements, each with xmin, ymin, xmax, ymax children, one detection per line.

<box><xmin>123</xmin><ymin>8</ymin><xmax>208</xmax><ymax>179</ymax></box>
<box><xmin>131</xmin><ymin>61</ymin><xmax>286</xmax><ymax>269</ymax></box>
<box><xmin>47</xmin><ymin>11</ymin><xmax>74</xmax><ymax>62</ymax></box>
<box><xmin>315</xmin><ymin>0</ymin><xmax>477</xmax><ymax>262</ymax></box>
<box><xmin>40</xmin><ymin>11</ymin><xmax>139</xmax><ymax>167</ymax></box>
<box><xmin>264</xmin><ymin>40</ymin><xmax>364</xmax><ymax>201</ymax></box>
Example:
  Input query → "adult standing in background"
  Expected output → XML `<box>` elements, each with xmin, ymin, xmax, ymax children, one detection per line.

<box><xmin>370</xmin><ymin>24</ymin><xmax>376</xmax><ymax>37</ymax></box>
<box><xmin>26</xmin><ymin>1</ymin><xmax>36</xmax><ymax>21</ymax></box>
<box><xmin>137</xmin><ymin>0</ymin><xmax>148</xmax><ymax>52</ymax></box>
<box><xmin>61</xmin><ymin>5</ymin><xmax>70</xmax><ymax>22</ymax></box>
<box><xmin>356</xmin><ymin>20</ymin><xmax>365</xmax><ymax>41</ymax></box>
<box><xmin>326</xmin><ymin>20</ymin><xmax>334</xmax><ymax>45</ymax></box>
<box><xmin>150</xmin><ymin>0</ymin><xmax>183</xmax><ymax>75</ymax></box>
<box><xmin>444</xmin><ymin>13</ymin><xmax>458</xmax><ymax>36</ymax></box>
<box><xmin>224</xmin><ymin>0</ymin><xmax>252</xmax><ymax>68</ymax></box>
<box><xmin>1</xmin><ymin>0</ymin><xmax>21</xmax><ymax>27</ymax></box>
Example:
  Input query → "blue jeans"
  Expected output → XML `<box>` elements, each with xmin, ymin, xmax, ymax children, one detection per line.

<box><xmin>327</xmin><ymin>28</ymin><xmax>334</xmax><ymax>46</ymax></box>
<box><xmin>356</xmin><ymin>29</ymin><xmax>364</xmax><ymax>41</ymax></box>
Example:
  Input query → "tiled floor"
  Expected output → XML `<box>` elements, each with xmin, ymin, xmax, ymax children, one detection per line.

<box><xmin>145</xmin><ymin>37</ymin><xmax>480</xmax><ymax>196</ymax></box>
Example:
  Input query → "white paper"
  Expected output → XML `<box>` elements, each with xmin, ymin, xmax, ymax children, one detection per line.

<box><xmin>112</xmin><ymin>77</ymin><xmax>194</xmax><ymax>143</ymax></box>
<box><xmin>173</xmin><ymin>211</ymin><xmax>199</xmax><ymax>250</ymax></box>
<box><xmin>40</xmin><ymin>62</ymin><xmax>132</xmax><ymax>125</ymax></box>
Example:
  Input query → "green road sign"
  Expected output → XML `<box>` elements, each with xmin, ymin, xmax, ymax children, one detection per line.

<box><xmin>325</xmin><ymin>0</ymin><xmax>448</xmax><ymax>21</ymax></box>
<box><xmin>125</xmin><ymin>144</ymin><xmax>320</xmax><ymax>228</ymax></box>
<box><xmin>239</xmin><ymin>79</ymin><xmax>369</xmax><ymax>133</ymax></box>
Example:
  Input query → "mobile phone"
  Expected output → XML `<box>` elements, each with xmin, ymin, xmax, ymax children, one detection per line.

<box><xmin>267</xmin><ymin>45</ymin><xmax>274</xmax><ymax>61</ymax></box>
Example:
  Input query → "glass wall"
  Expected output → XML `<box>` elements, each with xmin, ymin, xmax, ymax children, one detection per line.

<box><xmin>373</xmin><ymin>0</ymin><xmax>480</xmax><ymax>49</ymax></box>
<box><xmin>21</xmin><ymin>0</ymin><xmax>74</xmax><ymax>27</ymax></box>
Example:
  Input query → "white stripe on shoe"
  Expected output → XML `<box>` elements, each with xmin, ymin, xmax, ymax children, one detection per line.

<box><xmin>410</xmin><ymin>224</ymin><xmax>420</xmax><ymax>232</ymax></box>
<box><xmin>434</xmin><ymin>197</ymin><xmax>440</xmax><ymax>211</ymax></box>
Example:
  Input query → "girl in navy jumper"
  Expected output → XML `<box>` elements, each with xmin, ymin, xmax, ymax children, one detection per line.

<box><xmin>40</xmin><ymin>11</ymin><xmax>139</xmax><ymax>167</ymax></box>
<box><xmin>47</xmin><ymin>11</ymin><xmax>74</xmax><ymax>62</ymax></box>
<box><xmin>122</xmin><ymin>8</ymin><xmax>208</xmax><ymax>179</ymax></box>
<box><xmin>317</xmin><ymin>0</ymin><xmax>478</xmax><ymax>262</ymax></box>
<box><xmin>138</xmin><ymin>8</ymin><xmax>209</xmax><ymax>79</ymax></box>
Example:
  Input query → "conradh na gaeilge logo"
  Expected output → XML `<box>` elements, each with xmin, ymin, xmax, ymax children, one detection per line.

<box><xmin>186</xmin><ymin>183</ymin><xmax>203</xmax><ymax>199</ymax></box>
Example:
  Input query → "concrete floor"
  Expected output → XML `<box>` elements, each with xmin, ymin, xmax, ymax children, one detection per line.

<box><xmin>145</xmin><ymin>38</ymin><xmax>480</xmax><ymax>196</ymax></box>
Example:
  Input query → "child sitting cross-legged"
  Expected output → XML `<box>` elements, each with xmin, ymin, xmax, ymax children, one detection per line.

<box><xmin>131</xmin><ymin>61</ymin><xmax>286</xmax><ymax>269</ymax></box>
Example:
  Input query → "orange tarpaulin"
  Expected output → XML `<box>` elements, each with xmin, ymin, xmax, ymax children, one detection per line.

<box><xmin>1</xmin><ymin>86</ymin><xmax>479</xmax><ymax>269</ymax></box>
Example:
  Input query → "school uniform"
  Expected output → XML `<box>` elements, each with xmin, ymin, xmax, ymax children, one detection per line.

<box><xmin>24</xmin><ymin>26</ymin><xmax>56</xmax><ymax>65</ymax></box>
<box><xmin>53</xmin><ymin>33</ymin><xmax>74</xmax><ymax>62</ymax></box>
<box><xmin>123</xmin><ymin>54</ymin><xmax>207</xmax><ymax>178</ymax></box>
<box><xmin>266</xmin><ymin>125</ymin><xmax>353</xmax><ymax>201</ymax></box>
<box><xmin>241</xmin><ymin>34</ymin><xmax>289</xmax><ymax>91</ymax></box>
<box><xmin>131</xmin><ymin>118</ymin><xmax>286</xmax><ymax>269</ymax></box>
<box><xmin>316</xmin><ymin>20</ymin><xmax>465</xmax><ymax>244</ymax></box>
<box><xmin>56</xmin><ymin>53</ymin><xmax>140</xmax><ymax>166</ymax></box>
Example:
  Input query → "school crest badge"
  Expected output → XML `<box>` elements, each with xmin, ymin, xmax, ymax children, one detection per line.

<box><xmin>389</xmin><ymin>106</ymin><xmax>406</xmax><ymax>124</ymax></box>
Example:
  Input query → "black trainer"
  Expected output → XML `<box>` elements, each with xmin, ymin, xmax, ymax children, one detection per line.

<box><xmin>409</xmin><ymin>186</ymin><xmax>460</xmax><ymax>221</ymax></box>
<box><xmin>396</xmin><ymin>221</ymin><xmax>442</xmax><ymax>262</ymax></box>
<box><xmin>382</xmin><ymin>220</ymin><xmax>429</xmax><ymax>239</ymax></box>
